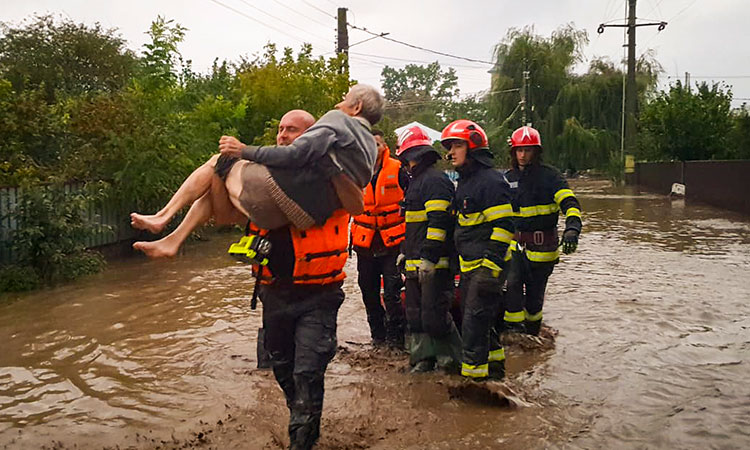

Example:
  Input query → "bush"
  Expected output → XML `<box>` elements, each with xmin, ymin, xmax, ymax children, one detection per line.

<box><xmin>0</xmin><ymin>265</ymin><xmax>40</xmax><ymax>292</ymax></box>
<box><xmin>9</xmin><ymin>183</ymin><xmax>108</xmax><ymax>285</ymax></box>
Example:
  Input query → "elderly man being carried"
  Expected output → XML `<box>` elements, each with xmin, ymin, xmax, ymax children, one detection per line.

<box><xmin>130</xmin><ymin>84</ymin><xmax>384</xmax><ymax>258</ymax></box>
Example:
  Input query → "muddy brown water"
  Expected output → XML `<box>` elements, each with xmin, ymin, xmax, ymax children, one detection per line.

<box><xmin>1</xmin><ymin>179</ymin><xmax>749</xmax><ymax>449</ymax></box>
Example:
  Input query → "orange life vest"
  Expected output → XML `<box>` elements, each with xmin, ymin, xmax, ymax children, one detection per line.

<box><xmin>248</xmin><ymin>209</ymin><xmax>350</xmax><ymax>285</ymax></box>
<box><xmin>351</xmin><ymin>156</ymin><xmax>405</xmax><ymax>249</ymax></box>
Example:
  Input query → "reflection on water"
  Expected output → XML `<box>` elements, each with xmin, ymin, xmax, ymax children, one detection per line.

<box><xmin>1</xmin><ymin>179</ymin><xmax>749</xmax><ymax>448</ymax></box>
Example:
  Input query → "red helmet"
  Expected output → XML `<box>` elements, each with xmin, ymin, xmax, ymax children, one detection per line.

<box><xmin>440</xmin><ymin>119</ymin><xmax>489</xmax><ymax>150</ymax></box>
<box><xmin>509</xmin><ymin>126</ymin><xmax>542</xmax><ymax>148</ymax></box>
<box><xmin>396</xmin><ymin>126</ymin><xmax>433</xmax><ymax>158</ymax></box>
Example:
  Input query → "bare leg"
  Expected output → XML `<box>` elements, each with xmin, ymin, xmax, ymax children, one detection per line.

<box><xmin>133</xmin><ymin>162</ymin><xmax>248</xmax><ymax>258</ymax></box>
<box><xmin>130</xmin><ymin>154</ymin><xmax>221</xmax><ymax>233</ymax></box>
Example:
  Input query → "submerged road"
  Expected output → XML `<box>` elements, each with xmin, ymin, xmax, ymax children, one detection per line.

<box><xmin>0</xmin><ymin>178</ymin><xmax>748</xmax><ymax>449</ymax></box>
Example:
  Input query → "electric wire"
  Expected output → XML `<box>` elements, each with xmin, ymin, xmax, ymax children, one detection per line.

<box><xmin>208</xmin><ymin>0</ymin><xmax>316</xmax><ymax>44</ymax></box>
<box><xmin>235</xmin><ymin>0</ymin><xmax>332</xmax><ymax>44</ymax></box>
<box><xmin>269</xmin><ymin>0</ymin><xmax>333</xmax><ymax>29</ymax></box>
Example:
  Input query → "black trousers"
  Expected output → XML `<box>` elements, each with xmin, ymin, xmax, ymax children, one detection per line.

<box><xmin>356</xmin><ymin>252</ymin><xmax>405</xmax><ymax>343</ymax></box>
<box><xmin>404</xmin><ymin>271</ymin><xmax>455</xmax><ymax>337</ymax></box>
<box><xmin>505</xmin><ymin>257</ymin><xmax>555</xmax><ymax>334</ymax></box>
<box><xmin>460</xmin><ymin>270</ymin><xmax>505</xmax><ymax>378</ymax></box>
<box><xmin>261</xmin><ymin>282</ymin><xmax>344</xmax><ymax>450</ymax></box>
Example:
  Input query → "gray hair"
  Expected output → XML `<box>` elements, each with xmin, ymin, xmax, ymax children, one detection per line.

<box><xmin>349</xmin><ymin>84</ymin><xmax>385</xmax><ymax>125</ymax></box>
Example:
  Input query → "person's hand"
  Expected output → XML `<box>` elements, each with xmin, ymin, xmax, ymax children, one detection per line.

<box><xmin>562</xmin><ymin>229</ymin><xmax>579</xmax><ymax>254</ymax></box>
<box><xmin>219</xmin><ymin>135</ymin><xmax>245</xmax><ymax>158</ymax></box>
<box><xmin>418</xmin><ymin>258</ymin><xmax>436</xmax><ymax>284</ymax></box>
<box><xmin>396</xmin><ymin>253</ymin><xmax>406</xmax><ymax>267</ymax></box>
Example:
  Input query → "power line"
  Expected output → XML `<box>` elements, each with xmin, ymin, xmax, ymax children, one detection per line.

<box><xmin>208</xmin><ymin>0</ymin><xmax>315</xmax><ymax>45</ymax></box>
<box><xmin>668</xmin><ymin>0</ymin><xmax>700</xmax><ymax>22</ymax></box>
<box><xmin>301</xmin><ymin>0</ymin><xmax>336</xmax><ymax>19</ymax></box>
<box><xmin>235</xmin><ymin>0</ymin><xmax>331</xmax><ymax>44</ymax></box>
<box><xmin>347</xmin><ymin>23</ymin><xmax>496</xmax><ymax>66</ymax></box>
<box><xmin>269</xmin><ymin>0</ymin><xmax>332</xmax><ymax>29</ymax></box>
<box><xmin>349</xmin><ymin>51</ymin><xmax>489</xmax><ymax>70</ymax></box>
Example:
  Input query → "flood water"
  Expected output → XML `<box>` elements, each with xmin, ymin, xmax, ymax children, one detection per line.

<box><xmin>1</xmin><ymin>178</ymin><xmax>749</xmax><ymax>449</ymax></box>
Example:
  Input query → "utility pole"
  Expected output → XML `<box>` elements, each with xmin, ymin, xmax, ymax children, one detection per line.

<box><xmin>336</xmin><ymin>8</ymin><xmax>348</xmax><ymax>55</ymax></box>
<box><xmin>521</xmin><ymin>70</ymin><xmax>530</xmax><ymax>125</ymax></box>
<box><xmin>684</xmin><ymin>71</ymin><xmax>690</xmax><ymax>90</ymax></box>
<box><xmin>598</xmin><ymin>0</ymin><xmax>666</xmax><ymax>181</ymax></box>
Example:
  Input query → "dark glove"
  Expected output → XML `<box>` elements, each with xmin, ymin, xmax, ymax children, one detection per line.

<box><xmin>418</xmin><ymin>258</ymin><xmax>436</xmax><ymax>284</ymax></box>
<box><xmin>562</xmin><ymin>229</ymin><xmax>579</xmax><ymax>254</ymax></box>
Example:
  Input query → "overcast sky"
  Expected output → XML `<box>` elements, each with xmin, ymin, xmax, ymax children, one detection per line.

<box><xmin>4</xmin><ymin>0</ymin><xmax>749</xmax><ymax>106</ymax></box>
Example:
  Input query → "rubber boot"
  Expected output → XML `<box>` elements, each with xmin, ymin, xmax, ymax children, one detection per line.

<box><xmin>434</xmin><ymin>321</ymin><xmax>463</xmax><ymax>374</ymax></box>
<box><xmin>503</xmin><ymin>321</ymin><xmax>526</xmax><ymax>334</ymax></box>
<box><xmin>525</xmin><ymin>320</ymin><xmax>542</xmax><ymax>336</ymax></box>
<box><xmin>488</xmin><ymin>360</ymin><xmax>505</xmax><ymax>380</ymax></box>
<box><xmin>408</xmin><ymin>332</ymin><xmax>437</xmax><ymax>372</ymax></box>
<box><xmin>385</xmin><ymin>315</ymin><xmax>405</xmax><ymax>350</ymax></box>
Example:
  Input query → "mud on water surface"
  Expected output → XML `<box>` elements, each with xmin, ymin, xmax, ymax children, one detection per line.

<box><xmin>1</xmin><ymin>178</ymin><xmax>750</xmax><ymax>449</ymax></box>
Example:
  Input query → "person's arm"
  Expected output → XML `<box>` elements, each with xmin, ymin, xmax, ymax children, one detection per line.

<box><xmin>420</xmin><ymin>176</ymin><xmax>454</xmax><ymax>264</ymax></box>
<box><xmin>398</xmin><ymin>166</ymin><xmax>410</xmax><ymax>191</ymax></box>
<box><xmin>552</xmin><ymin>172</ymin><xmax>582</xmax><ymax>234</ymax></box>
<box><xmin>240</xmin><ymin>126</ymin><xmax>337</xmax><ymax>168</ymax></box>
<box><xmin>480</xmin><ymin>181</ymin><xmax>515</xmax><ymax>275</ymax></box>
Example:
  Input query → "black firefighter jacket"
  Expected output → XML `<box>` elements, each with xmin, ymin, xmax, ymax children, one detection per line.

<box><xmin>454</xmin><ymin>164</ymin><xmax>515</xmax><ymax>276</ymax></box>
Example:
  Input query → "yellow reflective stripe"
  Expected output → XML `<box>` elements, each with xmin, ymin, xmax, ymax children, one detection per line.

<box><xmin>525</xmin><ymin>248</ymin><xmax>560</xmax><ymax>262</ymax></box>
<box><xmin>504</xmin><ymin>247</ymin><xmax>513</xmax><ymax>261</ymax></box>
<box><xmin>504</xmin><ymin>311</ymin><xmax>525</xmax><ymax>323</ymax></box>
<box><xmin>461</xmin><ymin>362</ymin><xmax>489</xmax><ymax>378</ymax></box>
<box><xmin>457</xmin><ymin>211</ymin><xmax>484</xmax><ymax>226</ymax></box>
<box><xmin>525</xmin><ymin>309</ymin><xmax>543</xmax><ymax>322</ymax></box>
<box><xmin>425</xmin><ymin>199</ymin><xmax>450</xmax><ymax>213</ymax></box>
<box><xmin>488</xmin><ymin>348</ymin><xmax>506</xmax><ymax>362</ymax></box>
<box><xmin>518</xmin><ymin>203</ymin><xmax>559</xmax><ymax>218</ymax></box>
<box><xmin>483</xmin><ymin>204</ymin><xmax>514</xmax><ymax>221</ymax></box>
<box><xmin>566</xmin><ymin>207</ymin><xmax>581</xmax><ymax>219</ymax></box>
<box><xmin>426</xmin><ymin>227</ymin><xmax>446</xmax><ymax>242</ymax></box>
<box><xmin>405</xmin><ymin>210</ymin><xmax>427</xmax><ymax>222</ymax></box>
<box><xmin>436</xmin><ymin>257</ymin><xmax>450</xmax><ymax>269</ymax></box>
<box><xmin>480</xmin><ymin>258</ymin><xmax>502</xmax><ymax>273</ymax></box>
<box><xmin>459</xmin><ymin>256</ymin><xmax>482</xmax><ymax>272</ymax></box>
<box><xmin>554</xmin><ymin>188</ymin><xmax>575</xmax><ymax>204</ymax></box>
<box><xmin>490</xmin><ymin>227</ymin><xmax>514</xmax><ymax>244</ymax></box>
<box><xmin>405</xmin><ymin>259</ymin><xmax>420</xmax><ymax>272</ymax></box>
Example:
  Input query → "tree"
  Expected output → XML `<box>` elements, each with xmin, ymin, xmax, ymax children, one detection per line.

<box><xmin>0</xmin><ymin>15</ymin><xmax>136</xmax><ymax>102</ymax></box>
<box><xmin>639</xmin><ymin>81</ymin><xmax>733</xmax><ymax>161</ymax></box>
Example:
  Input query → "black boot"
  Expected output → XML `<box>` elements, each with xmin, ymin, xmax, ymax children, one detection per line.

<box><xmin>525</xmin><ymin>320</ymin><xmax>541</xmax><ymax>336</ymax></box>
<box><xmin>488</xmin><ymin>360</ymin><xmax>505</xmax><ymax>380</ymax></box>
<box><xmin>503</xmin><ymin>321</ymin><xmax>526</xmax><ymax>334</ymax></box>
<box><xmin>410</xmin><ymin>359</ymin><xmax>436</xmax><ymax>373</ymax></box>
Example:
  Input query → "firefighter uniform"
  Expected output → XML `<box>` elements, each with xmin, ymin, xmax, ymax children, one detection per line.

<box><xmin>402</xmin><ymin>164</ymin><xmax>461</xmax><ymax>370</ymax></box>
<box><xmin>503</xmin><ymin>127</ymin><xmax>582</xmax><ymax>336</ymax></box>
<box><xmin>454</xmin><ymin>164</ymin><xmax>514</xmax><ymax>380</ymax></box>
<box><xmin>244</xmin><ymin>210</ymin><xmax>350</xmax><ymax>450</ymax></box>
<box><xmin>350</xmin><ymin>155</ymin><xmax>408</xmax><ymax>347</ymax></box>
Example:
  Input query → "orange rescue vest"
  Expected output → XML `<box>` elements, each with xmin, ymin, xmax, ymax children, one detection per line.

<box><xmin>248</xmin><ymin>209</ymin><xmax>350</xmax><ymax>285</ymax></box>
<box><xmin>351</xmin><ymin>156</ymin><xmax>405</xmax><ymax>249</ymax></box>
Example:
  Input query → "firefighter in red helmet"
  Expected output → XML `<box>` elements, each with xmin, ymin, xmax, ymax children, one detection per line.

<box><xmin>396</xmin><ymin>125</ymin><xmax>462</xmax><ymax>373</ymax></box>
<box><xmin>502</xmin><ymin>125</ymin><xmax>582</xmax><ymax>336</ymax></box>
<box><xmin>442</xmin><ymin>119</ymin><xmax>514</xmax><ymax>381</ymax></box>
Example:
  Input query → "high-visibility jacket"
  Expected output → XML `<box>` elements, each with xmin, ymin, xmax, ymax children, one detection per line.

<box><xmin>454</xmin><ymin>164</ymin><xmax>514</xmax><ymax>276</ymax></box>
<box><xmin>351</xmin><ymin>156</ymin><xmax>405</xmax><ymax>250</ymax></box>
<box><xmin>402</xmin><ymin>164</ymin><xmax>455</xmax><ymax>275</ymax></box>
<box><xmin>504</xmin><ymin>164</ymin><xmax>582</xmax><ymax>264</ymax></box>
<box><xmin>247</xmin><ymin>209</ymin><xmax>350</xmax><ymax>285</ymax></box>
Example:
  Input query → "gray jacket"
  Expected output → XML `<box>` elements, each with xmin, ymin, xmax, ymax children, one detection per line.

<box><xmin>241</xmin><ymin>110</ymin><xmax>377</xmax><ymax>188</ymax></box>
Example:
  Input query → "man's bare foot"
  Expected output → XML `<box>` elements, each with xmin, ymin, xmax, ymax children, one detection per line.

<box><xmin>130</xmin><ymin>213</ymin><xmax>170</xmax><ymax>234</ymax></box>
<box><xmin>132</xmin><ymin>240</ymin><xmax>179</xmax><ymax>258</ymax></box>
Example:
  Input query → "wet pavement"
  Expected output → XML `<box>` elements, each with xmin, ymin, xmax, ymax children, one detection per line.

<box><xmin>1</xmin><ymin>178</ymin><xmax>749</xmax><ymax>449</ymax></box>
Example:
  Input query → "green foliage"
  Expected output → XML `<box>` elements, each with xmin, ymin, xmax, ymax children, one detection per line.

<box><xmin>0</xmin><ymin>265</ymin><xmax>40</xmax><ymax>292</ymax></box>
<box><xmin>380</xmin><ymin>61</ymin><xmax>460</xmax><ymax>132</ymax></box>
<box><xmin>0</xmin><ymin>14</ymin><xmax>136</xmax><ymax>102</ymax></box>
<box><xmin>639</xmin><ymin>81</ymin><xmax>733</xmax><ymax>161</ymax></box>
<box><xmin>237</xmin><ymin>44</ymin><xmax>350</xmax><ymax>143</ymax></box>
<box><xmin>138</xmin><ymin>16</ymin><xmax>186</xmax><ymax>91</ymax></box>
<box><xmin>9</xmin><ymin>183</ymin><xmax>107</xmax><ymax>286</ymax></box>
<box><xmin>729</xmin><ymin>106</ymin><xmax>750</xmax><ymax>159</ymax></box>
